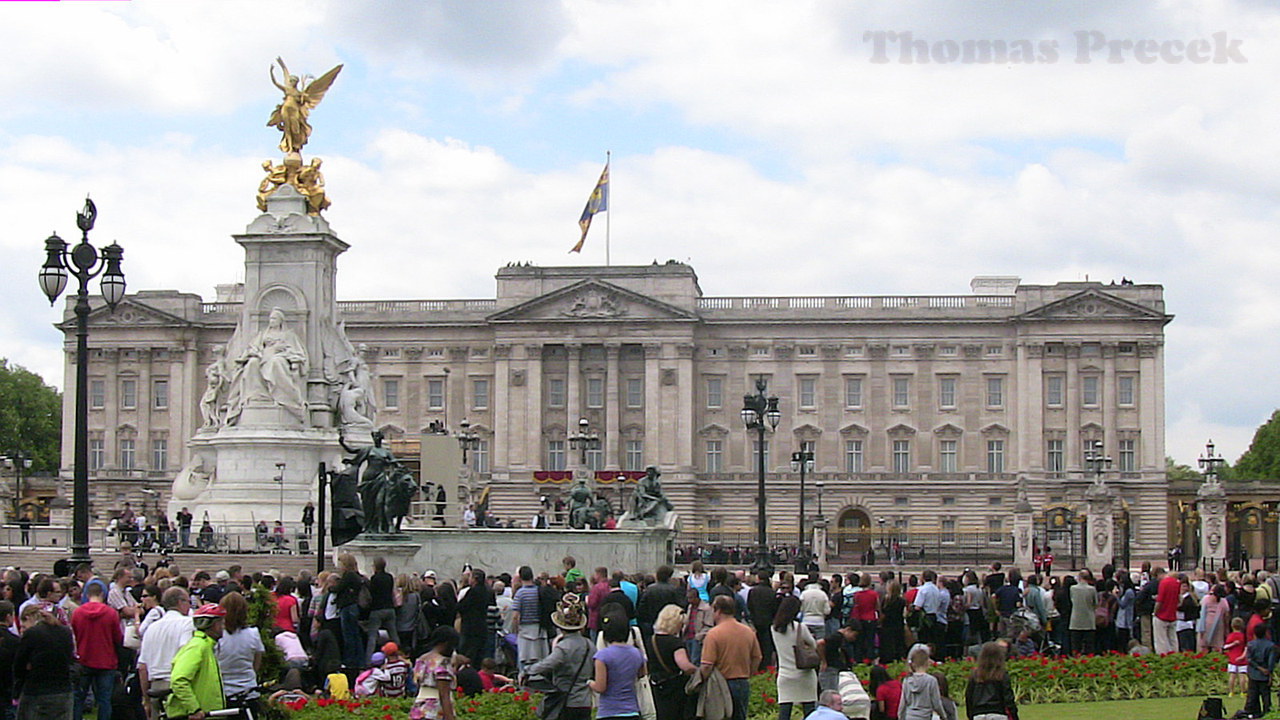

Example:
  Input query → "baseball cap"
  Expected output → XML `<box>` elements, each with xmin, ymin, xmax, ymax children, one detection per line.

<box><xmin>422</xmin><ymin>570</ymin><xmax>437</xmax><ymax>580</ymax></box>
<box><xmin>382</xmin><ymin>642</ymin><xmax>399</xmax><ymax>655</ymax></box>
<box><xmin>214</xmin><ymin>571</ymin><xmax>230</xmax><ymax>581</ymax></box>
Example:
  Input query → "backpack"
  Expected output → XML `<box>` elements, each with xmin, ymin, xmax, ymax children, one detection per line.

<box><xmin>1095</xmin><ymin>594</ymin><xmax>1113</xmax><ymax>628</ymax></box>
<box><xmin>1198</xmin><ymin>695</ymin><xmax>1224</xmax><ymax>720</ymax></box>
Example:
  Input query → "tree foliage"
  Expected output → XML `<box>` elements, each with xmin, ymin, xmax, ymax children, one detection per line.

<box><xmin>1165</xmin><ymin>456</ymin><xmax>1202</xmax><ymax>481</ymax></box>
<box><xmin>1234</xmin><ymin>410</ymin><xmax>1280</xmax><ymax>480</ymax></box>
<box><xmin>0</xmin><ymin>359</ymin><xmax>61</xmax><ymax>471</ymax></box>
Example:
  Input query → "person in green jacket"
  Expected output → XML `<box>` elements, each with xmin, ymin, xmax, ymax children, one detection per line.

<box><xmin>167</xmin><ymin>603</ymin><xmax>227</xmax><ymax>720</ymax></box>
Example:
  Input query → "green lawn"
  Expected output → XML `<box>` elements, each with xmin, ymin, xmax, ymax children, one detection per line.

<box><xmin>1017</xmin><ymin>695</ymin><xmax>1237</xmax><ymax>720</ymax></box>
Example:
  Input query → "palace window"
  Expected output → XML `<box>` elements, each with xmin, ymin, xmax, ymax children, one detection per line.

<box><xmin>626</xmin><ymin>378</ymin><xmax>643</xmax><ymax>408</ymax></box>
<box><xmin>892</xmin><ymin>377</ymin><xmax>910</xmax><ymax>408</ymax></box>
<box><xmin>1082</xmin><ymin>376</ymin><xmax>1100</xmax><ymax>407</ymax></box>
<box><xmin>383</xmin><ymin>379</ymin><xmax>400</xmax><ymax>409</ymax></box>
<box><xmin>472</xmin><ymin>379</ymin><xmax>490</xmax><ymax>410</ymax></box>
<box><xmin>798</xmin><ymin>377</ymin><xmax>817</xmax><ymax>409</ymax></box>
<box><xmin>753</xmin><ymin>439</ymin><xmax>771</xmax><ymax>471</ymax></box>
<box><xmin>625</xmin><ymin>440</ymin><xmax>644</xmax><ymax>471</ymax></box>
<box><xmin>705</xmin><ymin>377</ymin><xmax>723</xmax><ymax>409</ymax></box>
<box><xmin>1118</xmin><ymin>375</ymin><xmax>1136</xmax><ymax>406</ymax></box>
<box><xmin>987</xmin><ymin>439</ymin><xmax>1005</xmax><ymax>473</ymax></box>
<box><xmin>1119</xmin><ymin>439</ymin><xmax>1137</xmax><ymax>472</ymax></box>
<box><xmin>119</xmin><ymin>438</ymin><xmax>136</xmax><ymax>470</ymax></box>
<box><xmin>938</xmin><ymin>377</ymin><xmax>957</xmax><ymax>409</ymax></box>
<box><xmin>547</xmin><ymin>377</ymin><xmax>565</xmax><ymax>408</ymax></box>
<box><xmin>586</xmin><ymin>447</ymin><xmax>603</xmax><ymax>471</ymax></box>
<box><xmin>986</xmin><ymin>376</ymin><xmax>1004</xmax><ymax>408</ymax></box>
<box><xmin>705</xmin><ymin>440</ymin><xmax>723</xmax><ymax>473</ymax></box>
<box><xmin>546</xmin><ymin>440</ymin><xmax>566</xmax><ymax>471</ymax></box>
<box><xmin>941</xmin><ymin>518</ymin><xmax>956</xmax><ymax>544</ymax></box>
<box><xmin>472</xmin><ymin>439</ymin><xmax>490</xmax><ymax>474</ymax></box>
<box><xmin>987</xmin><ymin>517</ymin><xmax>1004</xmax><ymax>543</ymax></box>
<box><xmin>90</xmin><ymin>380</ymin><xmax>105</xmax><ymax>409</ymax></box>
<box><xmin>121</xmin><ymin>379</ymin><xmax>137</xmax><ymax>410</ymax></box>
<box><xmin>892</xmin><ymin>439</ymin><xmax>911</xmax><ymax>473</ymax></box>
<box><xmin>844</xmin><ymin>439</ymin><xmax>863</xmax><ymax>473</ymax></box>
<box><xmin>586</xmin><ymin>377</ymin><xmax>604</xmax><ymax>408</ymax></box>
<box><xmin>152</xmin><ymin>379</ymin><xmax>169</xmax><ymax>410</ymax></box>
<box><xmin>427</xmin><ymin>379</ymin><xmax>445</xmax><ymax>410</ymax></box>
<box><xmin>1045</xmin><ymin>375</ymin><xmax>1064</xmax><ymax>407</ymax></box>
<box><xmin>938</xmin><ymin>440</ymin><xmax>957</xmax><ymax>473</ymax></box>
<box><xmin>844</xmin><ymin>377</ymin><xmax>863</xmax><ymax>408</ymax></box>
<box><xmin>90</xmin><ymin>437</ymin><xmax>104</xmax><ymax>471</ymax></box>
<box><xmin>1047</xmin><ymin>439</ymin><xmax>1064</xmax><ymax>473</ymax></box>
<box><xmin>151</xmin><ymin>437</ymin><xmax>168</xmax><ymax>470</ymax></box>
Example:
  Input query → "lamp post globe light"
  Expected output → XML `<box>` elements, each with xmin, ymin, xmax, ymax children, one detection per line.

<box><xmin>39</xmin><ymin>198</ymin><xmax>126</xmax><ymax>565</ymax></box>
<box><xmin>791</xmin><ymin>449</ymin><xmax>814</xmax><ymax>571</ymax></box>
<box><xmin>568</xmin><ymin>417</ymin><xmax>600</xmax><ymax>466</ymax></box>
<box><xmin>1084</xmin><ymin>438</ymin><xmax>1112</xmax><ymax>480</ymax></box>
<box><xmin>741</xmin><ymin>378</ymin><xmax>780</xmax><ymax>573</ymax></box>
<box><xmin>1198</xmin><ymin>439</ymin><xmax>1225</xmax><ymax>481</ymax></box>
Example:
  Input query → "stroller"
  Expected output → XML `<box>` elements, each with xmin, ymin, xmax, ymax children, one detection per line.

<box><xmin>1001</xmin><ymin>607</ymin><xmax>1060</xmax><ymax>656</ymax></box>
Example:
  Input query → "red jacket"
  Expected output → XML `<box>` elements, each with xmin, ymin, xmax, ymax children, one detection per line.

<box><xmin>1155</xmin><ymin>575</ymin><xmax>1181</xmax><ymax>623</ymax></box>
<box><xmin>70</xmin><ymin>600</ymin><xmax>123</xmax><ymax>670</ymax></box>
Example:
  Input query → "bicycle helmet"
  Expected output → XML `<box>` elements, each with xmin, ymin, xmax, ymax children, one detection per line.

<box><xmin>193</xmin><ymin>603</ymin><xmax>227</xmax><ymax>618</ymax></box>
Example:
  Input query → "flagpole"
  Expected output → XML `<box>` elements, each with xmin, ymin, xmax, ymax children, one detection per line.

<box><xmin>605</xmin><ymin>150</ymin><xmax>612</xmax><ymax>267</ymax></box>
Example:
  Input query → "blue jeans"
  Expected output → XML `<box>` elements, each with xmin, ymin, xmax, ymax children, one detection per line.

<box><xmin>339</xmin><ymin>603</ymin><xmax>366</xmax><ymax>669</ymax></box>
<box><xmin>727</xmin><ymin>678</ymin><xmax>750</xmax><ymax>720</ymax></box>
<box><xmin>685</xmin><ymin>638</ymin><xmax>702</xmax><ymax>665</ymax></box>
<box><xmin>75</xmin><ymin>667</ymin><xmax>115</xmax><ymax>720</ymax></box>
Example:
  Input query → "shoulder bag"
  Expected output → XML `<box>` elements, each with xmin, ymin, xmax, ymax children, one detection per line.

<box><xmin>536</xmin><ymin>642</ymin><xmax>592</xmax><ymax>720</ymax></box>
<box><xmin>793</xmin><ymin>622</ymin><xmax>820</xmax><ymax>670</ymax></box>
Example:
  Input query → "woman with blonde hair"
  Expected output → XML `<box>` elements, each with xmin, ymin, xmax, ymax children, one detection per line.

<box><xmin>650</xmin><ymin>604</ymin><xmax>698</xmax><ymax>720</ymax></box>
<box><xmin>397</xmin><ymin>573</ymin><xmax>422</xmax><ymax>656</ymax></box>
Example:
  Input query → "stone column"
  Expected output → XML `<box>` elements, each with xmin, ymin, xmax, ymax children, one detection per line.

<box><xmin>493</xmin><ymin>344</ymin><xmax>511</xmax><ymax>469</ymax></box>
<box><xmin>605</xmin><ymin>343</ymin><xmax>620</xmax><ymax>469</ymax></box>
<box><xmin>1065</xmin><ymin>343</ymin><xmax>1081</xmax><ymax>471</ymax></box>
<box><xmin>566</xmin><ymin>343</ymin><xmax>581</xmax><ymax>469</ymax></box>
<box><xmin>1013</xmin><ymin>478</ymin><xmax>1034</xmax><ymax>570</ymax></box>
<box><xmin>523</xmin><ymin>343</ymin><xmax>543</xmax><ymax>471</ymax></box>
<box><xmin>1085</xmin><ymin>481</ymin><xmax>1116</xmax><ymax>570</ymax></box>
<box><xmin>812</xmin><ymin>518</ymin><xmax>828</xmax><ymax>571</ymax></box>
<box><xmin>676</xmin><ymin>343</ymin><xmax>695</xmax><ymax>471</ymax></box>
<box><xmin>644</xmin><ymin>344</ymin><xmax>662</xmax><ymax>466</ymax></box>
<box><xmin>1197</xmin><ymin>479</ymin><xmax>1228</xmax><ymax>568</ymax></box>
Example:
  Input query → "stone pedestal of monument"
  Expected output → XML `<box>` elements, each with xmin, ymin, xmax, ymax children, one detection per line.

<box><xmin>1197</xmin><ymin>478</ymin><xmax>1228</xmax><ymax>568</ymax></box>
<box><xmin>1013</xmin><ymin>512</ymin><xmax>1034</xmax><ymax>572</ymax></box>
<box><xmin>340</xmin><ymin>525</ymin><xmax>677</xmax><ymax>579</ymax></box>
<box><xmin>1085</xmin><ymin>481</ymin><xmax>1116</xmax><ymax>571</ymax></box>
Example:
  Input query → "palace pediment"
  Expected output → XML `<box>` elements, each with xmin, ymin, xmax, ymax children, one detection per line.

<box><xmin>63</xmin><ymin>298</ymin><xmax>195</xmax><ymax>330</ymax></box>
<box><xmin>1017</xmin><ymin>288</ymin><xmax>1169</xmax><ymax>323</ymax></box>
<box><xmin>487</xmin><ymin>279</ymin><xmax>699</xmax><ymax>324</ymax></box>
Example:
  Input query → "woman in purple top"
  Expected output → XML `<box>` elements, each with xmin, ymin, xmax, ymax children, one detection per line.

<box><xmin>589</xmin><ymin>610</ymin><xmax>647</xmax><ymax>719</ymax></box>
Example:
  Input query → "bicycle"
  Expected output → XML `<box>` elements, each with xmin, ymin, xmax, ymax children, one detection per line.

<box><xmin>147</xmin><ymin>685</ymin><xmax>268</xmax><ymax>720</ymax></box>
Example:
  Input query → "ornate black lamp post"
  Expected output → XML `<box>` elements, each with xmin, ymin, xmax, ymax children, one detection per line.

<box><xmin>2</xmin><ymin>453</ymin><xmax>31</xmax><ymax>522</ymax></box>
<box><xmin>454</xmin><ymin>419</ymin><xmax>481</xmax><ymax>464</ymax></box>
<box><xmin>815</xmin><ymin>479</ymin><xmax>825</xmax><ymax>521</ymax></box>
<box><xmin>39</xmin><ymin>198</ymin><xmax>126</xmax><ymax>565</ymax></box>
<box><xmin>1198</xmin><ymin>439</ymin><xmax>1225</xmax><ymax>481</ymax></box>
<box><xmin>1084</xmin><ymin>439</ymin><xmax>1112</xmax><ymax>480</ymax></box>
<box><xmin>791</xmin><ymin>449</ymin><xmax>814</xmax><ymax>571</ymax></box>
<box><xmin>741</xmin><ymin>379</ymin><xmax>780</xmax><ymax>573</ymax></box>
<box><xmin>568</xmin><ymin>417</ymin><xmax>600</xmax><ymax>466</ymax></box>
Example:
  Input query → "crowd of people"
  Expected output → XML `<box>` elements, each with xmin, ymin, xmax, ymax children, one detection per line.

<box><xmin>8</xmin><ymin>547</ymin><xmax>1280</xmax><ymax>720</ymax></box>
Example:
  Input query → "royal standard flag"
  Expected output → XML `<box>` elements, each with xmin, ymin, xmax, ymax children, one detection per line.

<box><xmin>572</xmin><ymin>163</ymin><xmax>609</xmax><ymax>253</ymax></box>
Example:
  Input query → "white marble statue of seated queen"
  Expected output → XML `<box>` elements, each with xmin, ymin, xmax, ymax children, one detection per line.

<box><xmin>230</xmin><ymin>307</ymin><xmax>309</xmax><ymax>424</ymax></box>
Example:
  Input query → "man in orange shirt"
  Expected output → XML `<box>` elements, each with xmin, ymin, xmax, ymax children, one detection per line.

<box><xmin>701</xmin><ymin>595</ymin><xmax>761</xmax><ymax>720</ymax></box>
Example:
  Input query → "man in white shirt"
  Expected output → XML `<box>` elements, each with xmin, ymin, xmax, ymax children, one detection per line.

<box><xmin>799</xmin><ymin>577</ymin><xmax>830</xmax><ymax>641</ymax></box>
<box><xmin>138</xmin><ymin>587</ymin><xmax>194</xmax><ymax>719</ymax></box>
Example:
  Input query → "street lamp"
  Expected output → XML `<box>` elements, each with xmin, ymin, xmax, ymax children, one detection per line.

<box><xmin>791</xmin><ymin>449</ymin><xmax>814</xmax><ymax>571</ymax></box>
<box><xmin>454</xmin><ymin>419</ymin><xmax>481</xmax><ymax>464</ymax></box>
<box><xmin>1198</xmin><ymin>439</ymin><xmax>1225</xmax><ymax>482</ymax></box>
<box><xmin>274</xmin><ymin>462</ymin><xmax>286</xmax><ymax>523</ymax></box>
<box><xmin>568</xmin><ymin>417</ymin><xmax>600</xmax><ymax>466</ymax></box>
<box><xmin>39</xmin><ymin>198</ymin><xmax>126</xmax><ymax>564</ymax></box>
<box><xmin>741</xmin><ymin>378</ymin><xmax>781</xmax><ymax>573</ymax></box>
<box><xmin>815</xmin><ymin>479</ymin><xmax>825</xmax><ymax>521</ymax></box>
<box><xmin>2</xmin><ymin>453</ymin><xmax>32</xmax><ymax>522</ymax></box>
<box><xmin>1084</xmin><ymin>439</ymin><xmax>1112</xmax><ymax>481</ymax></box>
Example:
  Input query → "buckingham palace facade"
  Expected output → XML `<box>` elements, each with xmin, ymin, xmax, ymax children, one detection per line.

<box><xmin>59</xmin><ymin>261</ymin><xmax>1172</xmax><ymax>565</ymax></box>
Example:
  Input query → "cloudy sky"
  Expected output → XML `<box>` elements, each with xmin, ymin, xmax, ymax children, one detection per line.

<box><xmin>0</xmin><ymin>0</ymin><xmax>1275</xmax><ymax>466</ymax></box>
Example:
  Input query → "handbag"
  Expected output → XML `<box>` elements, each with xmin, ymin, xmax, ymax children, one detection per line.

<box><xmin>793</xmin><ymin>623</ymin><xmax>820</xmax><ymax>670</ymax></box>
<box><xmin>630</xmin><ymin>628</ymin><xmax>657</xmax><ymax>720</ymax></box>
<box><xmin>535</xmin><ymin>643</ymin><xmax>592</xmax><ymax>720</ymax></box>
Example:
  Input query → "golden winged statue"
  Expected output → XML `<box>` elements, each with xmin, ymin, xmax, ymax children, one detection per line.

<box><xmin>267</xmin><ymin>57</ymin><xmax>343</xmax><ymax>154</ymax></box>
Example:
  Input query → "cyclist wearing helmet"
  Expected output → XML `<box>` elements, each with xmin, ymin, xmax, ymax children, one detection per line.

<box><xmin>167</xmin><ymin>603</ymin><xmax>227</xmax><ymax>720</ymax></box>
